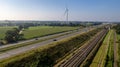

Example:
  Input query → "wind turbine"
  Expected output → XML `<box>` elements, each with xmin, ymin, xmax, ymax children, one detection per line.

<box><xmin>64</xmin><ymin>7</ymin><xmax>69</xmax><ymax>24</ymax></box>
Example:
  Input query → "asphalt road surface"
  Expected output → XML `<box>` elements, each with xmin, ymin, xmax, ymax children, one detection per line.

<box><xmin>0</xmin><ymin>29</ymin><xmax>78</xmax><ymax>49</ymax></box>
<box><xmin>0</xmin><ymin>27</ymin><xmax>93</xmax><ymax>60</ymax></box>
<box><xmin>0</xmin><ymin>24</ymin><xmax>103</xmax><ymax>49</ymax></box>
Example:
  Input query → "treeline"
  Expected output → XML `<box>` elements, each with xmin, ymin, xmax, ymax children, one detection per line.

<box><xmin>0</xmin><ymin>21</ymin><xmax>102</xmax><ymax>27</ymax></box>
<box><xmin>114</xmin><ymin>24</ymin><xmax>120</xmax><ymax>67</ymax></box>
<box><xmin>1</xmin><ymin>27</ymin><xmax>24</xmax><ymax>44</ymax></box>
<box><xmin>114</xmin><ymin>24</ymin><xmax>120</xmax><ymax>34</ymax></box>
<box><xmin>1</xmin><ymin>28</ymin><xmax>101</xmax><ymax>67</ymax></box>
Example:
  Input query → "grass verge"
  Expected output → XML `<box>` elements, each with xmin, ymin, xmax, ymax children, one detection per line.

<box><xmin>0</xmin><ymin>28</ymin><xmax>100</xmax><ymax>67</ymax></box>
<box><xmin>116</xmin><ymin>32</ymin><xmax>120</xmax><ymax>66</ymax></box>
<box><xmin>90</xmin><ymin>30</ymin><xmax>112</xmax><ymax>67</ymax></box>
<box><xmin>0</xmin><ymin>30</ymin><xmax>74</xmax><ymax>54</ymax></box>
<box><xmin>105</xmin><ymin>30</ymin><xmax>114</xmax><ymax>67</ymax></box>
<box><xmin>80</xmin><ymin>29</ymin><xmax>108</xmax><ymax>67</ymax></box>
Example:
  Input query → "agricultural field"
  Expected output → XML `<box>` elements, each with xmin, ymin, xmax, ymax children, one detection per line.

<box><xmin>23</xmin><ymin>26</ymin><xmax>79</xmax><ymax>39</ymax></box>
<box><xmin>0</xmin><ymin>26</ymin><xmax>17</xmax><ymax>40</ymax></box>
<box><xmin>0</xmin><ymin>26</ymin><xmax>79</xmax><ymax>40</ymax></box>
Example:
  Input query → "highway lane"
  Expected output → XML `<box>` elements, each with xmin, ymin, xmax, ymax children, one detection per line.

<box><xmin>0</xmin><ymin>27</ymin><xmax>93</xmax><ymax>60</ymax></box>
<box><xmin>0</xmin><ymin>24</ymin><xmax>103</xmax><ymax>49</ymax></box>
<box><xmin>0</xmin><ymin>29</ymin><xmax>78</xmax><ymax>49</ymax></box>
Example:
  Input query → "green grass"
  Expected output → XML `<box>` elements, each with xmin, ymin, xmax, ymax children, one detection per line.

<box><xmin>117</xmin><ymin>33</ymin><xmax>120</xmax><ymax>66</ymax></box>
<box><xmin>0</xmin><ymin>26</ymin><xmax>78</xmax><ymax>53</ymax></box>
<box><xmin>0</xmin><ymin>28</ymin><xmax>100</xmax><ymax>67</ymax></box>
<box><xmin>58</xmin><ymin>29</ymin><xmax>102</xmax><ymax>67</ymax></box>
<box><xmin>117</xmin><ymin>34</ymin><xmax>120</xmax><ymax>40</ymax></box>
<box><xmin>105</xmin><ymin>30</ymin><xmax>114</xmax><ymax>67</ymax></box>
<box><xmin>0</xmin><ymin>30</ymin><xmax>72</xmax><ymax>54</ymax></box>
<box><xmin>23</xmin><ymin>26</ymin><xmax>78</xmax><ymax>39</ymax></box>
<box><xmin>90</xmin><ymin>30</ymin><xmax>112</xmax><ymax>67</ymax></box>
<box><xmin>0</xmin><ymin>38</ymin><xmax>48</xmax><ymax>54</ymax></box>
<box><xmin>0</xmin><ymin>26</ymin><xmax>78</xmax><ymax>40</ymax></box>
<box><xmin>0</xmin><ymin>26</ymin><xmax>17</xmax><ymax>40</ymax></box>
<box><xmin>0</xmin><ymin>32</ymin><xmax>85</xmax><ymax>66</ymax></box>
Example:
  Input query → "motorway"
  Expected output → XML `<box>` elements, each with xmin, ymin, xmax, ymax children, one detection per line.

<box><xmin>0</xmin><ymin>27</ymin><xmax>94</xmax><ymax>60</ymax></box>
<box><xmin>0</xmin><ymin>24</ymin><xmax>103</xmax><ymax>49</ymax></box>
<box><xmin>0</xmin><ymin>29</ymin><xmax>76</xmax><ymax>49</ymax></box>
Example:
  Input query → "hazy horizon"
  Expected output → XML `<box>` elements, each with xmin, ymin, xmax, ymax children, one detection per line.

<box><xmin>0</xmin><ymin>0</ymin><xmax>120</xmax><ymax>22</ymax></box>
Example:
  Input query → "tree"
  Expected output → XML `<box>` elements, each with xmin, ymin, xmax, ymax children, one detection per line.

<box><xmin>114</xmin><ymin>24</ymin><xmax>120</xmax><ymax>34</ymax></box>
<box><xmin>23</xmin><ymin>24</ymin><xmax>30</xmax><ymax>29</ymax></box>
<box><xmin>18</xmin><ymin>25</ymin><xmax>24</xmax><ymax>31</ymax></box>
<box><xmin>5</xmin><ymin>28</ymin><xmax>24</xmax><ymax>43</ymax></box>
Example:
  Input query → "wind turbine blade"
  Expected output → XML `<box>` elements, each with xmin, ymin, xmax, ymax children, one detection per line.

<box><xmin>64</xmin><ymin>8</ymin><xmax>67</xmax><ymax>16</ymax></box>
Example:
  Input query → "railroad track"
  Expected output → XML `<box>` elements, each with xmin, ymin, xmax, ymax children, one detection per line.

<box><xmin>58</xmin><ymin>28</ymin><xmax>108</xmax><ymax>67</ymax></box>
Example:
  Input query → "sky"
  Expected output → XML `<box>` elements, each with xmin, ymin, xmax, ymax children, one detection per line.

<box><xmin>0</xmin><ymin>0</ymin><xmax>120</xmax><ymax>21</ymax></box>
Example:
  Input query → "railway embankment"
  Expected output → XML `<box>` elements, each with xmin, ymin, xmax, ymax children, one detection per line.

<box><xmin>0</xmin><ymin>28</ymin><xmax>101</xmax><ymax>67</ymax></box>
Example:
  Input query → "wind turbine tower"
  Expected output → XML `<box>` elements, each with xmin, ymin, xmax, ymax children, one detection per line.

<box><xmin>64</xmin><ymin>7</ymin><xmax>69</xmax><ymax>23</ymax></box>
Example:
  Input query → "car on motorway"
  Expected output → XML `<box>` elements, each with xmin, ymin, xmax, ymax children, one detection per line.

<box><xmin>35</xmin><ymin>38</ymin><xmax>38</xmax><ymax>40</ymax></box>
<box><xmin>53</xmin><ymin>39</ymin><xmax>57</xmax><ymax>41</ymax></box>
